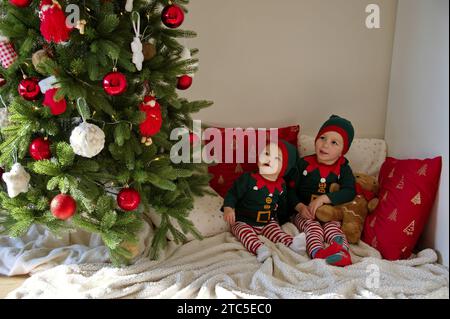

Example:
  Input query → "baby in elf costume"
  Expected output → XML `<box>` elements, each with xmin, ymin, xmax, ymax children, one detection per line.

<box><xmin>222</xmin><ymin>140</ymin><xmax>306</xmax><ymax>262</ymax></box>
<box><xmin>287</xmin><ymin>115</ymin><xmax>356</xmax><ymax>267</ymax></box>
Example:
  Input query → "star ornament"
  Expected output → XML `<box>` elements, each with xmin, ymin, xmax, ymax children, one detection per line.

<box><xmin>2</xmin><ymin>163</ymin><xmax>31</xmax><ymax>198</ymax></box>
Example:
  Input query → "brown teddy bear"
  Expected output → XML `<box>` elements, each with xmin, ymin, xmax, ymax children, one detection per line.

<box><xmin>315</xmin><ymin>173</ymin><xmax>379</xmax><ymax>244</ymax></box>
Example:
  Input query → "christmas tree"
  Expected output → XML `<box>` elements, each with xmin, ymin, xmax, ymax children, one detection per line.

<box><xmin>0</xmin><ymin>0</ymin><xmax>213</xmax><ymax>264</ymax></box>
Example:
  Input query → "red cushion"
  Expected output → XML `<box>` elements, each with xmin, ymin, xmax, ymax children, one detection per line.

<box><xmin>207</xmin><ymin>125</ymin><xmax>300</xmax><ymax>198</ymax></box>
<box><xmin>362</xmin><ymin>156</ymin><xmax>442</xmax><ymax>260</ymax></box>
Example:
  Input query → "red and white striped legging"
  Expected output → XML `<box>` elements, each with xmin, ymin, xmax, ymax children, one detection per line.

<box><xmin>231</xmin><ymin>220</ymin><xmax>294</xmax><ymax>255</ymax></box>
<box><xmin>294</xmin><ymin>214</ymin><xmax>349</xmax><ymax>257</ymax></box>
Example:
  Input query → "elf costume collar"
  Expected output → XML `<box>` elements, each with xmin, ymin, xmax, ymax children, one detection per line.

<box><xmin>251</xmin><ymin>173</ymin><xmax>284</xmax><ymax>194</ymax></box>
<box><xmin>304</xmin><ymin>154</ymin><xmax>346</xmax><ymax>179</ymax></box>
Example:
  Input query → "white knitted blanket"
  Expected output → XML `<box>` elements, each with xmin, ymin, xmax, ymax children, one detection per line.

<box><xmin>6</xmin><ymin>223</ymin><xmax>449</xmax><ymax>299</ymax></box>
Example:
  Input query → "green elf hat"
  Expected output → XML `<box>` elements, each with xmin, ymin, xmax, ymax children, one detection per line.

<box><xmin>277</xmin><ymin>139</ymin><xmax>299</xmax><ymax>178</ymax></box>
<box><xmin>315</xmin><ymin>115</ymin><xmax>354</xmax><ymax>154</ymax></box>
<box><xmin>259</xmin><ymin>138</ymin><xmax>298</xmax><ymax>178</ymax></box>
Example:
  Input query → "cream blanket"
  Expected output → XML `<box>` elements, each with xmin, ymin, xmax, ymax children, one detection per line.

<box><xmin>6</xmin><ymin>223</ymin><xmax>449</xmax><ymax>299</ymax></box>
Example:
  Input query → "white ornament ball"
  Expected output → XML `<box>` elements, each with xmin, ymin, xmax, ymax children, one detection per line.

<box><xmin>2</xmin><ymin>163</ymin><xmax>31</xmax><ymax>198</ymax></box>
<box><xmin>0</xmin><ymin>108</ymin><xmax>10</xmax><ymax>128</ymax></box>
<box><xmin>70</xmin><ymin>122</ymin><xmax>105</xmax><ymax>158</ymax></box>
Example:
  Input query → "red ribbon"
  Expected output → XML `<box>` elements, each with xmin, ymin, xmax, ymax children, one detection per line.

<box><xmin>355</xmin><ymin>183</ymin><xmax>376</xmax><ymax>201</ymax></box>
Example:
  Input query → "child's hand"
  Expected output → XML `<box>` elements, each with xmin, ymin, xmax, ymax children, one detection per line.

<box><xmin>223</xmin><ymin>207</ymin><xmax>236</xmax><ymax>225</ymax></box>
<box><xmin>295</xmin><ymin>203</ymin><xmax>314</xmax><ymax>220</ymax></box>
<box><xmin>308</xmin><ymin>195</ymin><xmax>331</xmax><ymax>217</ymax></box>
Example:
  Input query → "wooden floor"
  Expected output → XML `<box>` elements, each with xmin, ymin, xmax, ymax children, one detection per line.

<box><xmin>0</xmin><ymin>276</ymin><xmax>28</xmax><ymax>299</ymax></box>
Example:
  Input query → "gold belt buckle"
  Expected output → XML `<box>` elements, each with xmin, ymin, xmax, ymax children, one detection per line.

<box><xmin>257</xmin><ymin>211</ymin><xmax>271</xmax><ymax>223</ymax></box>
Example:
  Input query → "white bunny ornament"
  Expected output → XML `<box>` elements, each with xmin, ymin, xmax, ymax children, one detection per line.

<box><xmin>131</xmin><ymin>12</ymin><xmax>144</xmax><ymax>71</ymax></box>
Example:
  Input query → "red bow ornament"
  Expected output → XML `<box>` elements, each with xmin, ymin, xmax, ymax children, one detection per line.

<box><xmin>355</xmin><ymin>183</ymin><xmax>376</xmax><ymax>201</ymax></box>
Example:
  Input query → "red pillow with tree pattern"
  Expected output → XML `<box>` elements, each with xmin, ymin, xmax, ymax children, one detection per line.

<box><xmin>362</xmin><ymin>156</ymin><xmax>442</xmax><ymax>260</ymax></box>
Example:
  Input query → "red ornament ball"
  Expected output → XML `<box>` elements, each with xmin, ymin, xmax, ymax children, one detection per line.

<box><xmin>117</xmin><ymin>188</ymin><xmax>141</xmax><ymax>211</ymax></box>
<box><xmin>43</xmin><ymin>88</ymin><xmax>67</xmax><ymax>115</ymax></box>
<box><xmin>161</xmin><ymin>4</ymin><xmax>185</xmax><ymax>28</ymax></box>
<box><xmin>139</xmin><ymin>96</ymin><xmax>163</xmax><ymax>137</ymax></box>
<box><xmin>29</xmin><ymin>137</ymin><xmax>52</xmax><ymax>160</ymax></box>
<box><xmin>18</xmin><ymin>77</ymin><xmax>41</xmax><ymax>101</ymax></box>
<box><xmin>177</xmin><ymin>75</ymin><xmax>192</xmax><ymax>90</ymax></box>
<box><xmin>103</xmin><ymin>71</ymin><xmax>127</xmax><ymax>96</ymax></box>
<box><xmin>0</xmin><ymin>74</ymin><xmax>6</xmax><ymax>87</ymax></box>
<box><xmin>9</xmin><ymin>0</ymin><xmax>32</xmax><ymax>7</ymax></box>
<box><xmin>50</xmin><ymin>194</ymin><xmax>77</xmax><ymax>220</ymax></box>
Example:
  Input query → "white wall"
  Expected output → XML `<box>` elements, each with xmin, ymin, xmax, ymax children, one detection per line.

<box><xmin>183</xmin><ymin>0</ymin><xmax>397</xmax><ymax>138</ymax></box>
<box><xmin>385</xmin><ymin>0</ymin><xmax>449</xmax><ymax>266</ymax></box>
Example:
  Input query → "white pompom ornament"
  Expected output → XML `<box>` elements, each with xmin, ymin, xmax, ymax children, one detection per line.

<box><xmin>70</xmin><ymin>122</ymin><xmax>105</xmax><ymax>158</ymax></box>
<box><xmin>2</xmin><ymin>163</ymin><xmax>31</xmax><ymax>198</ymax></box>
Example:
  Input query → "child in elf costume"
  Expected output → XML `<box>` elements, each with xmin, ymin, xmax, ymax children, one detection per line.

<box><xmin>223</xmin><ymin>140</ymin><xmax>305</xmax><ymax>262</ymax></box>
<box><xmin>287</xmin><ymin>115</ymin><xmax>356</xmax><ymax>267</ymax></box>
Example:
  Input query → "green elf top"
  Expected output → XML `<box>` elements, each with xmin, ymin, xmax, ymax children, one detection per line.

<box><xmin>286</xmin><ymin>115</ymin><xmax>357</xmax><ymax>209</ymax></box>
<box><xmin>223</xmin><ymin>139</ymin><xmax>298</xmax><ymax>226</ymax></box>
